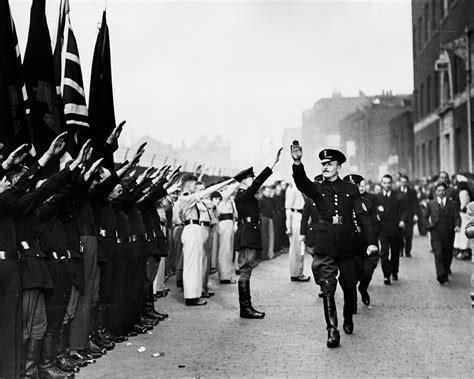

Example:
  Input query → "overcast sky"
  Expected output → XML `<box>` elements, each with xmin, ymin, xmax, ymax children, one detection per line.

<box><xmin>11</xmin><ymin>0</ymin><xmax>413</xmax><ymax>167</ymax></box>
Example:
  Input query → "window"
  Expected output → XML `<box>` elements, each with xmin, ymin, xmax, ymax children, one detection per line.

<box><xmin>428</xmin><ymin>140</ymin><xmax>433</xmax><ymax>174</ymax></box>
<box><xmin>427</xmin><ymin>76</ymin><xmax>431</xmax><ymax>112</ymax></box>
<box><xmin>442</xmin><ymin>0</ymin><xmax>448</xmax><ymax>17</ymax></box>
<box><xmin>418</xmin><ymin>17</ymin><xmax>423</xmax><ymax>48</ymax></box>
<box><xmin>414</xmin><ymin>89</ymin><xmax>419</xmax><ymax>120</ymax></box>
<box><xmin>424</xmin><ymin>4</ymin><xmax>430</xmax><ymax>41</ymax></box>
<box><xmin>421</xmin><ymin>143</ymin><xmax>426</xmax><ymax>176</ymax></box>
<box><xmin>431</xmin><ymin>0</ymin><xmax>437</xmax><ymax>28</ymax></box>
<box><xmin>434</xmin><ymin>72</ymin><xmax>439</xmax><ymax>108</ymax></box>
<box><xmin>420</xmin><ymin>83</ymin><xmax>425</xmax><ymax>117</ymax></box>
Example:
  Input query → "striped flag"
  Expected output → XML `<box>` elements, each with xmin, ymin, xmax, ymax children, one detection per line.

<box><xmin>0</xmin><ymin>1</ymin><xmax>33</xmax><ymax>155</ymax></box>
<box><xmin>53</xmin><ymin>0</ymin><xmax>89</xmax><ymax>158</ymax></box>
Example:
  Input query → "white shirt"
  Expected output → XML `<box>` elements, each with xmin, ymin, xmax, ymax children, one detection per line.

<box><xmin>437</xmin><ymin>196</ymin><xmax>446</xmax><ymax>207</ymax></box>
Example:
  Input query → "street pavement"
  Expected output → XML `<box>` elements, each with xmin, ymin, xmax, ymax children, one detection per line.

<box><xmin>78</xmin><ymin>233</ymin><xmax>472</xmax><ymax>378</ymax></box>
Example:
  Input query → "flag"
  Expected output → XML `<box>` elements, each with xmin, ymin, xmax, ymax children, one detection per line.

<box><xmin>0</xmin><ymin>1</ymin><xmax>33</xmax><ymax>155</ymax></box>
<box><xmin>23</xmin><ymin>0</ymin><xmax>64</xmax><ymax>157</ymax></box>
<box><xmin>89</xmin><ymin>10</ymin><xmax>116</xmax><ymax>171</ymax></box>
<box><xmin>53</xmin><ymin>0</ymin><xmax>89</xmax><ymax>158</ymax></box>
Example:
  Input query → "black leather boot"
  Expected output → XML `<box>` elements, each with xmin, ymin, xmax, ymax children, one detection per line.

<box><xmin>24</xmin><ymin>338</ymin><xmax>42</xmax><ymax>379</ymax></box>
<box><xmin>94</xmin><ymin>305</ymin><xmax>115</xmax><ymax>351</ymax></box>
<box><xmin>39</xmin><ymin>333</ymin><xmax>74</xmax><ymax>378</ymax></box>
<box><xmin>238</xmin><ymin>281</ymin><xmax>264</xmax><ymax>319</ymax></box>
<box><xmin>343</xmin><ymin>313</ymin><xmax>354</xmax><ymax>335</ymax></box>
<box><xmin>56</xmin><ymin>324</ymin><xmax>79</xmax><ymax>373</ymax></box>
<box><xmin>323</xmin><ymin>296</ymin><xmax>340</xmax><ymax>348</ymax></box>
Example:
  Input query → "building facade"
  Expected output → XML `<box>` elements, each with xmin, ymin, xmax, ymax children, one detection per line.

<box><xmin>300</xmin><ymin>91</ymin><xmax>372</xmax><ymax>174</ymax></box>
<box><xmin>412</xmin><ymin>0</ymin><xmax>474</xmax><ymax>178</ymax></box>
<box><xmin>339</xmin><ymin>93</ymin><xmax>413</xmax><ymax>181</ymax></box>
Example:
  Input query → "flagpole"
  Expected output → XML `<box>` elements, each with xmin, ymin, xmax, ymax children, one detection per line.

<box><xmin>466</xmin><ymin>25</ymin><xmax>472</xmax><ymax>173</ymax></box>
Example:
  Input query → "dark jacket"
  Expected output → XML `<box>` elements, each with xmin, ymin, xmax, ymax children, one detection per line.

<box><xmin>396</xmin><ymin>187</ymin><xmax>418</xmax><ymax>224</ymax></box>
<box><xmin>300</xmin><ymin>195</ymin><xmax>319</xmax><ymax>248</ymax></box>
<box><xmin>292</xmin><ymin>163</ymin><xmax>376</xmax><ymax>258</ymax></box>
<box><xmin>375</xmin><ymin>191</ymin><xmax>403</xmax><ymax>237</ymax></box>
<box><xmin>234</xmin><ymin>167</ymin><xmax>272</xmax><ymax>251</ymax></box>
<box><xmin>423</xmin><ymin>197</ymin><xmax>461</xmax><ymax>235</ymax></box>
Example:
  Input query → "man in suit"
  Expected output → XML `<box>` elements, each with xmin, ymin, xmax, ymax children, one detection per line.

<box><xmin>423</xmin><ymin>182</ymin><xmax>461</xmax><ymax>284</ymax></box>
<box><xmin>397</xmin><ymin>175</ymin><xmax>419</xmax><ymax>257</ymax></box>
<box><xmin>376</xmin><ymin>174</ymin><xmax>404</xmax><ymax>284</ymax></box>
<box><xmin>291</xmin><ymin>145</ymin><xmax>378</xmax><ymax>348</ymax></box>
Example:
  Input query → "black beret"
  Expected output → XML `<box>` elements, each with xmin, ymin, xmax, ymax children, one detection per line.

<box><xmin>234</xmin><ymin>167</ymin><xmax>254</xmax><ymax>182</ymax></box>
<box><xmin>182</xmin><ymin>173</ymin><xmax>198</xmax><ymax>183</ymax></box>
<box><xmin>210</xmin><ymin>191</ymin><xmax>222</xmax><ymax>200</ymax></box>
<box><xmin>343</xmin><ymin>174</ymin><xmax>364</xmax><ymax>185</ymax></box>
<box><xmin>318</xmin><ymin>149</ymin><xmax>346</xmax><ymax>164</ymax></box>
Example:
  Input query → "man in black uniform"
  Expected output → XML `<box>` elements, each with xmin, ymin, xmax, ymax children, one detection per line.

<box><xmin>234</xmin><ymin>148</ymin><xmax>282</xmax><ymax>319</ymax></box>
<box><xmin>343</xmin><ymin>174</ymin><xmax>380</xmax><ymax>306</ymax></box>
<box><xmin>290</xmin><ymin>144</ymin><xmax>377</xmax><ymax>348</ymax></box>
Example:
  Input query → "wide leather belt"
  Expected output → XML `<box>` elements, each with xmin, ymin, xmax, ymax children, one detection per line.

<box><xmin>131</xmin><ymin>233</ymin><xmax>147</xmax><ymax>242</ymax></box>
<box><xmin>19</xmin><ymin>239</ymin><xmax>40</xmax><ymax>251</ymax></box>
<box><xmin>100</xmin><ymin>229</ymin><xmax>118</xmax><ymax>238</ymax></box>
<box><xmin>218</xmin><ymin>214</ymin><xmax>233</xmax><ymax>221</ymax></box>
<box><xmin>50</xmin><ymin>250</ymin><xmax>71</xmax><ymax>260</ymax></box>
<box><xmin>290</xmin><ymin>208</ymin><xmax>303</xmax><ymax>214</ymax></box>
<box><xmin>238</xmin><ymin>217</ymin><xmax>260</xmax><ymax>225</ymax></box>
<box><xmin>184</xmin><ymin>220</ymin><xmax>211</xmax><ymax>227</ymax></box>
<box><xmin>320</xmin><ymin>216</ymin><xmax>347</xmax><ymax>225</ymax></box>
<box><xmin>117</xmin><ymin>237</ymin><xmax>130</xmax><ymax>244</ymax></box>
<box><xmin>79</xmin><ymin>223</ymin><xmax>96</xmax><ymax>236</ymax></box>
<box><xmin>0</xmin><ymin>250</ymin><xmax>20</xmax><ymax>261</ymax></box>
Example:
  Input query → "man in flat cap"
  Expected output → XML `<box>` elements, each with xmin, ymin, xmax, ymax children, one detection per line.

<box><xmin>343</xmin><ymin>174</ymin><xmax>380</xmax><ymax>307</ymax></box>
<box><xmin>233</xmin><ymin>148</ymin><xmax>282</xmax><ymax>319</ymax></box>
<box><xmin>290</xmin><ymin>144</ymin><xmax>378</xmax><ymax>348</ymax></box>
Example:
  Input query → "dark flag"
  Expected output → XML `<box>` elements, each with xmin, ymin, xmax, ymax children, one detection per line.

<box><xmin>53</xmin><ymin>0</ymin><xmax>89</xmax><ymax>158</ymax></box>
<box><xmin>23</xmin><ymin>0</ymin><xmax>64</xmax><ymax>156</ymax></box>
<box><xmin>89</xmin><ymin>10</ymin><xmax>116</xmax><ymax>171</ymax></box>
<box><xmin>0</xmin><ymin>1</ymin><xmax>33</xmax><ymax>156</ymax></box>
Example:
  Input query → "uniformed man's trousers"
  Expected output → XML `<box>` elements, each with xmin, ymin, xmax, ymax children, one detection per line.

<box><xmin>43</xmin><ymin>261</ymin><xmax>72</xmax><ymax>335</ymax></box>
<box><xmin>70</xmin><ymin>235</ymin><xmax>98</xmax><ymax>350</ymax></box>
<box><xmin>210</xmin><ymin>225</ymin><xmax>219</xmax><ymax>271</ymax></box>
<box><xmin>181</xmin><ymin>224</ymin><xmax>204</xmax><ymax>299</ymax></box>
<box><xmin>261</xmin><ymin>217</ymin><xmax>274</xmax><ymax>260</ymax></box>
<box><xmin>0</xmin><ymin>261</ymin><xmax>22</xmax><ymax>378</ymax></box>
<box><xmin>238</xmin><ymin>248</ymin><xmax>258</xmax><ymax>282</ymax></box>
<box><xmin>355</xmin><ymin>253</ymin><xmax>379</xmax><ymax>292</ymax></box>
<box><xmin>289</xmin><ymin>213</ymin><xmax>304</xmax><ymax>277</ymax></box>
<box><xmin>380</xmin><ymin>232</ymin><xmax>401</xmax><ymax>278</ymax></box>
<box><xmin>109</xmin><ymin>243</ymin><xmax>131</xmax><ymax>335</ymax></box>
<box><xmin>22</xmin><ymin>290</ymin><xmax>47</xmax><ymax>342</ymax></box>
<box><xmin>218</xmin><ymin>220</ymin><xmax>235</xmax><ymax>280</ymax></box>
<box><xmin>154</xmin><ymin>257</ymin><xmax>167</xmax><ymax>293</ymax></box>
<box><xmin>173</xmin><ymin>225</ymin><xmax>184</xmax><ymax>286</ymax></box>
<box><xmin>311</xmin><ymin>254</ymin><xmax>357</xmax><ymax>318</ymax></box>
<box><xmin>202</xmin><ymin>227</ymin><xmax>211</xmax><ymax>292</ymax></box>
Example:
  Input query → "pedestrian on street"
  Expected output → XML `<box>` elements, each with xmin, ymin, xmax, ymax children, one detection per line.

<box><xmin>423</xmin><ymin>182</ymin><xmax>461</xmax><ymax>284</ymax></box>
<box><xmin>290</xmin><ymin>143</ymin><xmax>378</xmax><ymax>348</ymax></box>
<box><xmin>397</xmin><ymin>175</ymin><xmax>418</xmax><ymax>257</ymax></box>
<box><xmin>375</xmin><ymin>174</ymin><xmax>404</xmax><ymax>285</ymax></box>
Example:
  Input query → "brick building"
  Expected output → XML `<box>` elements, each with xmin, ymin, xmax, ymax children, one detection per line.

<box><xmin>389</xmin><ymin>109</ymin><xmax>415</xmax><ymax>178</ymax></box>
<box><xmin>300</xmin><ymin>91</ymin><xmax>372</xmax><ymax>174</ymax></box>
<box><xmin>339</xmin><ymin>93</ymin><xmax>412</xmax><ymax>181</ymax></box>
<box><xmin>412</xmin><ymin>0</ymin><xmax>474</xmax><ymax>178</ymax></box>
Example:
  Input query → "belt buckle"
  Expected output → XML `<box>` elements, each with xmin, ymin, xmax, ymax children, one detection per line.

<box><xmin>21</xmin><ymin>241</ymin><xmax>30</xmax><ymax>250</ymax></box>
<box><xmin>52</xmin><ymin>252</ymin><xmax>58</xmax><ymax>260</ymax></box>
<box><xmin>0</xmin><ymin>251</ymin><xmax>5</xmax><ymax>260</ymax></box>
<box><xmin>332</xmin><ymin>216</ymin><xmax>343</xmax><ymax>225</ymax></box>
<box><xmin>100</xmin><ymin>229</ymin><xmax>106</xmax><ymax>237</ymax></box>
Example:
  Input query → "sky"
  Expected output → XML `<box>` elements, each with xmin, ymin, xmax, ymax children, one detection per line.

<box><xmin>11</xmin><ymin>0</ymin><xmax>413</xmax><ymax>167</ymax></box>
